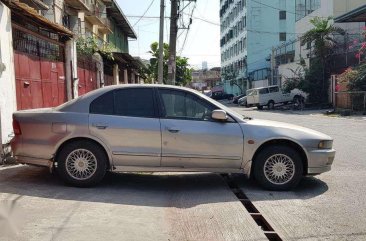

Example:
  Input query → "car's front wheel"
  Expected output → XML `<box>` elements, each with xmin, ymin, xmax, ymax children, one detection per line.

<box><xmin>57</xmin><ymin>140</ymin><xmax>107</xmax><ymax>187</ymax></box>
<box><xmin>253</xmin><ymin>145</ymin><xmax>303</xmax><ymax>190</ymax></box>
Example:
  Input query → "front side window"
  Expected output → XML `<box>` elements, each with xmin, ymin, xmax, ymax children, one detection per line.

<box><xmin>159</xmin><ymin>89</ymin><xmax>214</xmax><ymax>121</ymax></box>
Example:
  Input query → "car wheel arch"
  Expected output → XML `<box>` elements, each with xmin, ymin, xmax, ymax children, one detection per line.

<box><xmin>250</xmin><ymin>138</ymin><xmax>308</xmax><ymax>177</ymax></box>
<box><xmin>54</xmin><ymin>137</ymin><xmax>112</xmax><ymax>170</ymax></box>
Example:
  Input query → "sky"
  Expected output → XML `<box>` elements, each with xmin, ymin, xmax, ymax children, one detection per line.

<box><xmin>117</xmin><ymin>0</ymin><xmax>221</xmax><ymax>70</ymax></box>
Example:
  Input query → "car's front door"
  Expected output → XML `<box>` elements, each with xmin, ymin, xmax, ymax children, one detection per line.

<box><xmin>89</xmin><ymin>88</ymin><xmax>161</xmax><ymax>167</ymax></box>
<box><xmin>157</xmin><ymin>88</ymin><xmax>244</xmax><ymax>169</ymax></box>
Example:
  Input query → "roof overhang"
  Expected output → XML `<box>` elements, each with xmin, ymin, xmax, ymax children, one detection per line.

<box><xmin>19</xmin><ymin>0</ymin><xmax>49</xmax><ymax>10</ymax></box>
<box><xmin>113</xmin><ymin>52</ymin><xmax>146</xmax><ymax>70</ymax></box>
<box><xmin>334</xmin><ymin>4</ymin><xmax>366</xmax><ymax>23</ymax></box>
<box><xmin>107</xmin><ymin>0</ymin><xmax>137</xmax><ymax>39</ymax></box>
<box><xmin>8</xmin><ymin>1</ymin><xmax>73</xmax><ymax>37</ymax></box>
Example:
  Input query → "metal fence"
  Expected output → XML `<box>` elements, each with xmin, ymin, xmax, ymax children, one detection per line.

<box><xmin>12</xmin><ymin>28</ymin><xmax>64</xmax><ymax>61</ymax></box>
<box><xmin>335</xmin><ymin>91</ymin><xmax>366</xmax><ymax>112</ymax></box>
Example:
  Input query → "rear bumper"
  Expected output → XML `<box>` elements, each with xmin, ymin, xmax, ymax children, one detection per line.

<box><xmin>14</xmin><ymin>156</ymin><xmax>53</xmax><ymax>168</ymax></box>
<box><xmin>307</xmin><ymin>149</ymin><xmax>336</xmax><ymax>175</ymax></box>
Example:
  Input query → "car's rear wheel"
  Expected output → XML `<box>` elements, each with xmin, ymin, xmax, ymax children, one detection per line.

<box><xmin>253</xmin><ymin>145</ymin><xmax>303</xmax><ymax>190</ymax></box>
<box><xmin>57</xmin><ymin>140</ymin><xmax>107</xmax><ymax>187</ymax></box>
<box><xmin>257</xmin><ymin>105</ymin><xmax>263</xmax><ymax>110</ymax></box>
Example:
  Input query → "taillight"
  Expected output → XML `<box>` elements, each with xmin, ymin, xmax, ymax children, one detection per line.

<box><xmin>12</xmin><ymin>119</ymin><xmax>22</xmax><ymax>135</ymax></box>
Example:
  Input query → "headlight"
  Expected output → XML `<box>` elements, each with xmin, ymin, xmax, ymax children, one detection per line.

<box><xmin>318</xmin><ymin>140</ymin><xmax>333</xmax><ymax>149</ymax></box>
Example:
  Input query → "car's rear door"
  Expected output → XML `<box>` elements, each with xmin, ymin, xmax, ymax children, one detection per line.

<box><xmin>157</xmin><ymin>88</ymin><xmax>244</xmax><ymax>169</ymax></box>
<box><xmin>89</xmin><ymin>88</ymin><xmax>161</xmax><ymax>167</ymax></box>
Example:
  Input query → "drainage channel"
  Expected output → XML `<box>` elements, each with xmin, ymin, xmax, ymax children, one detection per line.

<box><xmin>221</xmin><ymin>174</ymin><xmax>282</xmax><ymax>241</ymax></box>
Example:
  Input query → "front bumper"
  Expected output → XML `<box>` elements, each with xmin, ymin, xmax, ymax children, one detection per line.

<box><xmin>307</xmin><ymin>148</ymin><xmax>336</xmax><ymax>175</ymax></box>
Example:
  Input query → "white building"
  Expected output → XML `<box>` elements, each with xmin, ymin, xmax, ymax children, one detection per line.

<box><xmin>274</xmin><ymin>0</ymin><xmax>366</xmax><ymax>86</ymax></box>
<box><xmin>220</xmin><ymin>0</ymin><xmax>296</xmax><ymax>95</ymax></box>
<box><xmin>0</xmin><ymin>2</ymin><xmax>17</xmax><ymax>155</ymax></box>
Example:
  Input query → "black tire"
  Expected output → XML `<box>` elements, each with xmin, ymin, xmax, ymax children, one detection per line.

<box><xmin>253</xmin><ymin>145</ymin><xmax>303</xmax><ymax>191</ymax></box>
<box><xmin>57</xmin><ymin>140</ymin><xmax>107</xmax><ymax>187</ymax></box>
<box><xmin>268</xmin><ymin>100</ymin><xmax>275</xmax><ymax>110</ymax></box>
<box><xmin>257</xmin><ymin>105</ymin><xmax>263</xmax><ymax>110</ymax></box>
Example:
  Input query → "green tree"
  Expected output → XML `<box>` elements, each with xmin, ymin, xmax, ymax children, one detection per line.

<box><xmin>176</xmin><ymin>56</ymin><xmax>192</xmax><ymax>86</ymax></box>
<box><xmin>300</xmin><ymin>16</ymin><xmax>345</xmax><ymax>103</ymax></box>
<box><xmin>143</xmin><ymin>42</ymin><xmax>192</xmax><ymax>85</ymax></box>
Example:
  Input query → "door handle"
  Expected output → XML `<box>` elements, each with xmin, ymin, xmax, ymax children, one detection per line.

<box><xmin>92</xmin><ymin>123</ymin><xmax>108</xmax><ymax>129</ymax></box>
<box><xmin>167</xmin><ymin>127</ymin><xmax>180</xmax><ymax>133</ymax></box>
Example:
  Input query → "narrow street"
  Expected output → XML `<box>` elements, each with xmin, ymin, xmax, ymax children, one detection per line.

<box><xmin>1</xmin><ymin>108</ymin><xmax>366</xmax><ymax>241</ymax></box>
<box><xmin>232</xmin><ymin>107</ymin><xmax>366</xmax><ymax>240</ymax></box>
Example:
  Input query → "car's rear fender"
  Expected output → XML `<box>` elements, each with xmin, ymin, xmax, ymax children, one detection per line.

<box><xmin>53</xmin><ymin>135</ymin><xmax>113</xmax><ymax>170</ymax></box>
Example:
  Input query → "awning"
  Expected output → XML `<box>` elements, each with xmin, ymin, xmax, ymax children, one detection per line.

<box><xmin>107</xmin><ymin>0</ymin><xmax>137</xmax><ymax>39</ymax></box>
<box><xmin>8</xmin><ymin>1</ymin><xmax>73</xmax><ymax>37</ymax></box>
<box><xmin>113</xmin><ymin>52</ymin><xmax>146</xmax><ymax>70</ymax></box>
<box><xmin>334</xmin><ymin>4</ymin><xmax>366</xmax><ymax>23</ymax></box>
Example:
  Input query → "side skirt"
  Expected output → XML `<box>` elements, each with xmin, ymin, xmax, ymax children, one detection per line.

<box><xmin>112</xmin><ymin>166</ymin><xmax>244</xmax><ymax>174</ymax></box>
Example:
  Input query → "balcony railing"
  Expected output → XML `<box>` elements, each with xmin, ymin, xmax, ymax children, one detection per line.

<box><xmin>99</xmin><ymin>18</ymin><xmax>112</xmax><ymax>33</ymax></box>
<box><xmin>64</xmin><ymin>0</ymin><xmax>92</xmax><ymax>12</ymax></box>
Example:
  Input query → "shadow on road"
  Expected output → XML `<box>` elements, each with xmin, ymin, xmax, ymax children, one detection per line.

<box><xmin>0</xmin><ymin>165</ymin><xmax>328</xmax><ymax>207</ymax></box>
<box><xmin>231</xmin><ymin>173</ymin><xmax>329</xmax><ymax>201</ymax></box>
<box><xmin>0</xmin><ymin>165</ymin><xmax>240</xmax><ymax>208</ymax></box>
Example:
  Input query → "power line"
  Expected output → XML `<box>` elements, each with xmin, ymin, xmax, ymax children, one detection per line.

<box><xmin>250</xmin><ymin>0</ymin><xmax>297</xmax><ymax>15</ymax></box>
<box><xmin>179</xmin><ymin>2</ymin><xmax>197</xmax><ymax>55</ymax></box>
<box><xmin>127</xmin><ymin>15</ymin><xmax>170</xmax><ymax>19</ymax></box>
<box><xmin>132</xmin><ymin>0</ymin><xmax>156</xmax><ymax>27</ymax></box>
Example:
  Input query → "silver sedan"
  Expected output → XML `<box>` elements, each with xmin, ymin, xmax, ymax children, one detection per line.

<box><xmin>11</xmin><ymin>85</ymin><xmax>335</xmax><ymax>190</ymax></box>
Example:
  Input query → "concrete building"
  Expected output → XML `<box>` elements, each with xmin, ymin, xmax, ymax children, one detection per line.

<box><xmin>273</xmin><ymin>0</ymin><xmax>366</xmax><ymax>87</ymax></box>
<box><xmin>0</xmin><ymin>0</ymin><xmax>143</xmax><ymax>158</ymax></box>
<box><xmin>0</xmin><ymin>2</ymin><xmax>17</xmax><ymax>154</ymax></box>
<box><xmin>220</xmin><ymin>0</ymin><xmax>296</xmax><ymax>94</ymax></box>
<box><xmin>191</xmin><ymin>67</ymin><xmax>221</xmax><ymax>91</ymax></box>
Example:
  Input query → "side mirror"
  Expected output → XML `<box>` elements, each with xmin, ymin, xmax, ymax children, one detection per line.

<box><xmin>212</xmin><ymin>110</ymin><xmax>228</xmax><ymax>121</ymax></box>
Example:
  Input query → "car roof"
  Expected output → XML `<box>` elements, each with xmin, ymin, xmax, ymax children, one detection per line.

<box><xmin>55</xmin><ymin>84</ymin><xmax>246</xmax><ymax>122</ymax></box>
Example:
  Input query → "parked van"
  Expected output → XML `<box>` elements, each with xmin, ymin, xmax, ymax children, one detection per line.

<box><xmin>246</xmin><ymin>85</ymin><xmax>306</xmax><ymax>109</ymax></box>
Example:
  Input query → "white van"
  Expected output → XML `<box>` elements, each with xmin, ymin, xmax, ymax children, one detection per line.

<box><xmin>246</xmin><ymin>85</ymin><xmax>306</xmax><ymax>109</ymax></box>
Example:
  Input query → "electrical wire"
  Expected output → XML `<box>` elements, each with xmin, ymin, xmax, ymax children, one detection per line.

<box><xmin>179</xmin><ymin>2</ymin><xmax>197</xmax><ymax>55</ymax></box>
<box><xmin>132</xmin><ymin>0</ymin><xmax>157</xmax><ymax>27</ymax></box>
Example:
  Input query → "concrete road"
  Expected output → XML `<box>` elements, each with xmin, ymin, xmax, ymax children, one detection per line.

<box><xmin>231</xmin><ymin>107</ymin><xmax>366</xmax><ymax>241</ymax></box>
<box><xmin>0</xmin><ymin>165</ymin><xmax>268</xmax><ymax>241</ymax></box>
<box><xmin>1</xmin><ymin>107</ymin><xmax>365</xmax><ymax>241</ymax></box>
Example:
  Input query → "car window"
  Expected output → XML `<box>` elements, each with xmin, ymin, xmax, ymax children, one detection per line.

<box><xmin>114</xmin><ymin>88</ymin><xmax>155</xmax><ymax>117</ymax></box>
<box><xmin>259</xmin><ymin>88</ymin><xmax>269</xmax><ymax>94</ymax></box>
<box><xmin>159</xmin><ymin>89</ymin><xmax>214</xmax><ymax>121</ymax></box>
<box><xmin>269</xmin><ymin>86</ymin><xmax>279</xmax><ymax>93</ymax></box>
<box><xmin>90</xmin><ymin>91</ymin><xmax>114</xmax><ymax>115</ymax></box>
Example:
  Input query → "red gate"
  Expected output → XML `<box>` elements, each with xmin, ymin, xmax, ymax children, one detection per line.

<box><xmin>77</xmin><ymin>55</ymin><xmax>98</xmax><ymax>96</ymax></box>
<box><xmin>13</xmin><ymin>28</ymin><xmax>66</xmax><ymax>110</ymax></box>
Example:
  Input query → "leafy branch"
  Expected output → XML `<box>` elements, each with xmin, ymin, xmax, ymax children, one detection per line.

<box><xmin>76</xmin><ymin>36</ymin><xmax>115</xmax><ymax>60</ymax></box>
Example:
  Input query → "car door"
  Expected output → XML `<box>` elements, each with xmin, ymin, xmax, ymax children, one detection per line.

<box><xmin>89</xmin><ymin>88</ymin><xmax>161</xmax><ymax>167</ymax></box>
<box><xmin>157</xmin><ymin>88</ymin><xmax>244</xmax><ymax>169</ymax></box>
<box><xmin>269</xmin><ymin>86</ymin><xmax>280</xmax><ymax>102</ymax></box>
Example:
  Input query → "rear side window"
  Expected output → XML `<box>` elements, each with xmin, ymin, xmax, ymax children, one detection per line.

<box><xmin>90</xmin><ymin>88</ymin><xmax>156</xmax><ymax>118</ymax></box>
<box><xmin>259</xmin><ymin>88</ymin><xmax>269</xmax><ymax>94</ymax></box>
<box><xmin>114</xmin><ymin>88</ymin><xmax>155</xmax><ymax>117</ymax></box>
<box><xmin>269</xmin><ymin>86</ymin><xmax>279</xmax><ymax>93</ymax></box>
<box><xmin>90</xmin><ymin>91</ymin><xmax>114</xmax><ymax>115</ymax></box>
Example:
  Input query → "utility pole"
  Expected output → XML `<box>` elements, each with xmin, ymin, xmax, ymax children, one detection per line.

<box><xmin>168</xmin><ymin>0</ymin><xmax>178</xmax><ymax>85</ymax></box>
<box><xmin>158</xmin><ymin>0</ymin><xmax>165</xmax><ymax>84</ymax></box>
